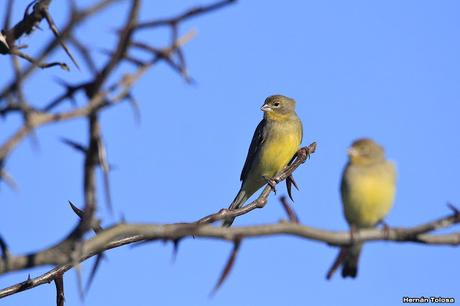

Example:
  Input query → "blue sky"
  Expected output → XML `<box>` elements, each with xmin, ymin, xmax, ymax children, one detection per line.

<box><xmin>1</xmin><ymin>0</ymin><xmax>460</xmax><ymax>305</ymax></box>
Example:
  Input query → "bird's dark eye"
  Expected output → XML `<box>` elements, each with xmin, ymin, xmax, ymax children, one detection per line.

<box><xmin>273</xmin><ymin>102</ymin><xmax>280</xmax><ymax>107</ymax></box>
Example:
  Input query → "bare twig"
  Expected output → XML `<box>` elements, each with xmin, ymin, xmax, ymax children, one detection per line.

<box><xmin>41</xmin><ymin>8</ymin><xmax>80</xmax><ymax>70</ymax></box>
<box><xmin>325</xmin><ymin>248</ymin><xmax>348</xmax><ymax>280</ymax></box>
<box><xmin>54</xmin><ymin>273</ymin><xmax>65</xmax><ymax>306</ymax></box>
<box><xmin>211</xmin><ymin>237</ymin><xmax>242</xmax><ymax>296</ymax></box>
<box><xmin>137</xmin><ymin>0</ymin><xmax>236</xmax><ymax>29</ymax></box>
<box><xmin>280</xmin><ymin>196</ymin><xmax>300</xmax><ymax>223</ymax></box>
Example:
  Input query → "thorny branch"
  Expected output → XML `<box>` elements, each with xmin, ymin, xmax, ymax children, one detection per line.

<box><xmin>0</xmin><ymin>0</ymin><xmax>459</xmax><ymax>305</ymax></box>
<box><xmin>1</xmin><ymin>0</ymin><xmax>78</xmax><ymax>69</ymax></box>
<box><xmin>0</xmin><ymin>203</ymin><xmax>460</xmax><ymax>299</ymax></box>
<box><xmin>0</xmin><ymin>0</ymin><xmax>237</xmax><ymax>303</ymax></box>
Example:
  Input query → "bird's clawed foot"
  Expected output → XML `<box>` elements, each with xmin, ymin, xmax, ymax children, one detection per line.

<box><xmin>263</xmin><ymin>176</ymin><xmax>277</xmax><ymax>194</ymax></box>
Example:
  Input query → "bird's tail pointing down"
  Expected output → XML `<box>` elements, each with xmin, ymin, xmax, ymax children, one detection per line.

<box><xmin>326</xmin><ymin>243</ymin><xmax>363</xmax><ymax>279</ymax></box>
<box><xmin>222</xmin><ymin>189</ymin><xmax>248</xmax><ymax>227</ymax></box>
<box><xmin>341</xmin><ymin>243</ymin><xmax>362</xmax><ymax>278</ymax></box>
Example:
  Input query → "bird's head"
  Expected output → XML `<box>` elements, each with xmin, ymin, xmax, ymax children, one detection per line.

<box><xmin>261</xmin><ymin>95</ymin><xmax>296</xmax><ymax>120</ymax></box>
<box><xmin>347</xmin><ymin>138</ymin><xmax>385</xmax><ymax>165</ymax></box>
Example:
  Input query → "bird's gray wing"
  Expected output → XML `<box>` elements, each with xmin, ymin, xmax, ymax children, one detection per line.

<box><xmin>240</xmin><ymin>119</ymin><xmax>267</xmax><ymax>182</ymax></box>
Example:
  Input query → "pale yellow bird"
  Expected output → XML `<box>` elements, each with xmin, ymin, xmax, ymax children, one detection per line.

<box><xmin>327</xmin><ymin>138</ymin><xmax>397</xmax><ymax>279</ymax></box>
<box><xmin>223</xmin><ymin>95</ymin><xmax>303</xmax><ymax>227</ymax></box>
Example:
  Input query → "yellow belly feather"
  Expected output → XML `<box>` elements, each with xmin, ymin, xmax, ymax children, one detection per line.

<box><xmin>243</xmin><ymin>123</ymin><xmax>301</xmax><ymax>197</ymax></box>
<box><xmin>259</xmin><ymin>132</ymin><xmax>299</xmax><ymax>177</ymax></box>
<box><xmin>343</xmin><ymin>165</ymin><xmax>396</xmax><ymax>228</ymax></box>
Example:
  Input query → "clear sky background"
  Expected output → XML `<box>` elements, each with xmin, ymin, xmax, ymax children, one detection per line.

<box><xmin>1</xmin><ymin>0</ymin><xmax>460</xmax><ymax>305</ymax></box>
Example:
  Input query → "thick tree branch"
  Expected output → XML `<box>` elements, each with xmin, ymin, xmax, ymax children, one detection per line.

<box><xmin>0</xmin><ymin>211</ymin><xmax>459</xmax><ymax>298</ymax></box>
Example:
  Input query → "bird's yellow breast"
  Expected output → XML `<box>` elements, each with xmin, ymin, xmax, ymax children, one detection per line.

<box><xmin>259</xmin><ymin>131</ymin><xmax>300</xmax><ymax>177</ymax></box>
<box><xmin>242</xmin><ymin>121</ymin><xmax>301</xmax><ymax>196</ymax></box>
<box><xmin>342</xmin><ymin>163</ymin><xmax>396</xmax><ymax>228</ymax></box>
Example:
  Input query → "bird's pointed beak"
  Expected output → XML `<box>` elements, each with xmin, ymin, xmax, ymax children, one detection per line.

<box><xmin>347</xmin><ymin>147</ymin><xmax>359</xmax><ymax>158</ymax></box>
<box><xmin>261</xmin><ymin>104</ymin><xmax>272</xmax><ymax>112</ymax></box>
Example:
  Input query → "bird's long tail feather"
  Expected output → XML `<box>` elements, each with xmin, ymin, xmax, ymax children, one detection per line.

<box><xmin>222</xmin><ymin>189</ymin><xmax>248</xmax><ymax>227</ymax></box>
<box><xmin>341</xmin><ymin>244</ymin><xmax>363</xmax><ymax>278</ymax></box>
<box><xmin>326</xmin><ymin>243</ymin><xmax>363</xmax><ymax>279</ymax></box>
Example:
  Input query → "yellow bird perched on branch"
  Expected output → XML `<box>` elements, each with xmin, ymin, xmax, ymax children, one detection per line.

<box><xmin>327</xmin><ymin>138</ymin><xmax>397</xmax><ymax>279</ymax></box>
<box><xmin>223</xmin><ymin>95</ymin><xmax>303</xmax><ymax>227</ymax></box>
